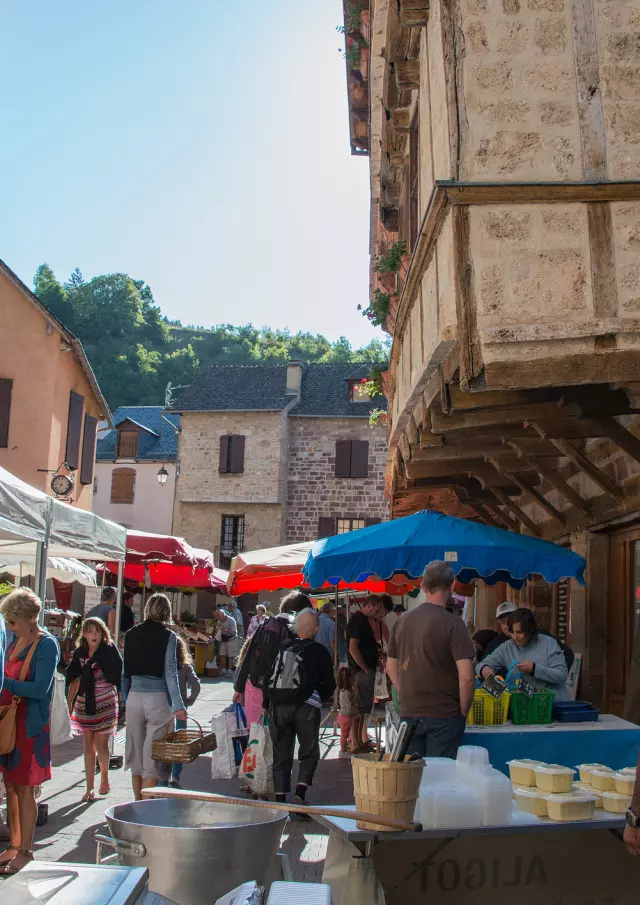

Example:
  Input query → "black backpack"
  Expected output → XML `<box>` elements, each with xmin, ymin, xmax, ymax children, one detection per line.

<box><xmin>267</xmin><ymin>638</ymin><xmax>311</xmax><ymax>705</ymax></box>
<box><xmin>248</xmin><ymin>616</ymin><xmax>293</xmax><ymax>689</ymax></box>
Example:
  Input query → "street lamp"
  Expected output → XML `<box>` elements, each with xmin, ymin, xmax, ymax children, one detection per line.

<box><xmin>157</xmin><ymin>466</ymin><xmax>169</xmax><ymax>486</ymax></box>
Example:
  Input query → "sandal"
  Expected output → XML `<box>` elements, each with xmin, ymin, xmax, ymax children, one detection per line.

<box><xmin>81</xmin><ymin>790</ymin><xmax>96</xmax><ymax>802</ymax></box>
<box><xmin>0</xmin><ymin>849</ymin><xmax>33</xmax><ymax>876</ymax></box>
<box><xmin>0</xmin><ymin>846</ymin><xmax>19</xmax><ymax>866</ymax></box>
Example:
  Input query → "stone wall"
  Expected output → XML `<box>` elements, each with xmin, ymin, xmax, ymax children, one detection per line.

<box><xmin>285</xmin><ymin>418</ymin><xmax>388</xmax><ymax>543</ymax></box>
<box><xmin>177</xmin><ymin>411</ymin><xmax>285</xmax><ymax>505</ymax></box>
<box><xmin>173</xmin><ymin>501</ymin><xmax>284</xmax><ymax>554</ymax></box>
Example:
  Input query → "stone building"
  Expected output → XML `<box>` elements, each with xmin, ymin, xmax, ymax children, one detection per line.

<box><xmin>345</xmin><ymin>0</ymin><xmax>640</xmax><ymax>713</ymax></box>
<box><xmin>170</xmin><ymin>362</ymin><xmax>388</xmax><ymax>568</ymax></box>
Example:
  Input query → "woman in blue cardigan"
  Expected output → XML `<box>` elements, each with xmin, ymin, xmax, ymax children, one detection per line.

<box><xmin>0</xmin><ymin>588</ymin><xmax>59</xmax><ymax>876</ymax></box>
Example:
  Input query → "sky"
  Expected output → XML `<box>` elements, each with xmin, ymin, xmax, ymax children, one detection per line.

<box><xmin>0</xmin><ymin>1</ymin><xmax>378</xmax><ymax>347</ymax></box>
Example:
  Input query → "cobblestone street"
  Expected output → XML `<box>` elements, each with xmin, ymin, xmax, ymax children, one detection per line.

<box><xmin>17</xmin><ymin>677</ymin><xmax>355</xmax><ymax>885</ymax></box>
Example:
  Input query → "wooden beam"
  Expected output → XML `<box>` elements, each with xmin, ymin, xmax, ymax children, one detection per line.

<box><xmin>526</xmin><ymin>417</ymin><xmax>611</xmax><ymax>440</ymax></box>
<box><xmin>508</xmin><ymin>444</ymin><xmax>592</xmax><ymax>516</ymax></box>
<box><xmin>489</xmin><ymin>488</ymin><xmax>541</xmax><ymax>536</ymax></box>
<box><xmin>447</xmin><ymin>384</ymin><xmax>551</xmax><ymax>413</ymax></box>
<box><xmin>465</xmin><ymin>500</ymin><xmax>502</xmax><ymax>528</ymax></box>
<box><xmin>442</xmin><ymin>180</ymin><xmax>640</xmax><ymax>206</ymax></box>
<box><xmin>420</xmin><ymin>424</ymin><xmax>539</xmax><ymax>447</ymax></box>
<box><xmin>431</xmin><ymin>402</ymin><xmax>573</xmax><ymax>433</ymax></box>
<box><xmin>474</xmin><ymin>497</ymin><xmax>518</xmax><ymax>531</ymax></box>
<box><xmin>487</xmin><ymin>459</ymin><xmax>567</xmax><ymax>527</ymax></box>
<box><xmin>549</xmin><ymin>437</ymin><xmax>624</xmax><ymax>502</ymax></box>
<box><xmin>581</xmin><ymin>415</ymin><xmax>640</xmax><ymax>466</ymax></box>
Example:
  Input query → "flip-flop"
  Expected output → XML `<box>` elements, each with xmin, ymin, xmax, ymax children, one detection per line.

<box><xmin>0</xmin><ymin>850</ymin><xmax>33</xmax><ymax>876</ymax></box>
<box><xmin>0</xmin><ymin>847</ymin><xmax>19</xmax><ymax>867</ymax></box>
<box><xmin>81</xmin><ymin>790</ymin><xmax>96</xmax><ymax>802</ymax></box>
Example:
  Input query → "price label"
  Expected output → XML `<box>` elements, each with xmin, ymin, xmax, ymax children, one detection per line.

<box><xmin>517</xmin><ymin>677</ymin><xmax>536</xmax><ymax>699</ymax></box>
<box><xmin>482</xmin><ymin>674</ymin><xmax>508</xmax><ymax>699</ymax></box>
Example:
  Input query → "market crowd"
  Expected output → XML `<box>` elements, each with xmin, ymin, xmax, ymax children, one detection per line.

<box><xmin>3</xmin><ymin>560</ymin><xmax>640</xmax><ymax>875</ymax></box>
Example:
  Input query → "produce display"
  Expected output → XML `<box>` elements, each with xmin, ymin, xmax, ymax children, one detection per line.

<box><xmin>506</xmin><ymin>759</ymin><xmax>544</xmax><ymax>787</ymax></box>
<box><xmin>533</xmin><ymin>764</ymin><xmax>575</xmax><ymax>794</ymax></box>
<box><xmin>601</xmin><ymin>791</ymin><xmax>632</xmax><ymax>813</ymax></box>
<box><xmin>546</xmin><ymin>793</ymin><xmax>596</xmax><ymax>822</ymax></box>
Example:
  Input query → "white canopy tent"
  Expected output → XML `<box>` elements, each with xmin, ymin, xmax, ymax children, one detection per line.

<box><xmin>0</xmin><ymin>554</ymin><xmax>98</xmax><ymax>587</ymax></box>
<box><xmin>0</xmin><ymin>465</ymin><xmax>126</xmax><ymax>627</ymax></box>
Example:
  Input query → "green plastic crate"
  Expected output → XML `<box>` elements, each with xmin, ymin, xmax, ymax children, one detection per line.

<box><xmin>510</xmin><ymin>690</ymin><xmax>554</xmax><ymax>725</ymax></box>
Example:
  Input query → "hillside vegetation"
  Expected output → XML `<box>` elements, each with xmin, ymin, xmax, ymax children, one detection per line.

<box><xmin>33</xmin><ymin>264</ymin><xmax>389</xmax><ymax>411</ymax></box>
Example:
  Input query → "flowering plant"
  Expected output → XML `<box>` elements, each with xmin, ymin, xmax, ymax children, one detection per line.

<box><xmin>358</xmin><ymin>289</ymin><xmax>391</xmax><ymax>327</ymax></box>
<box><xmin>369</xmin><ymin>408</ymin><xmax>388</xmax><ymax>427</ymax></box>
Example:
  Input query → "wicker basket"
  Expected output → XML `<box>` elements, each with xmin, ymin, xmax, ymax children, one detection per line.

<box><xmin>151</xmin><ymin>718</ymin><xmax>217</xmax><ymax>765</ymax></box>
<box><xmin>352</xmin><ymin>753</ymin><xmax>423</xmax><ymax>831</ymax></box>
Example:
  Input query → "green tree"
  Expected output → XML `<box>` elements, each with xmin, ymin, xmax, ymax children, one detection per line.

<box><xmin>33</xmin><ymin>264</ymin><xmax>76</xmax><ymax>329</ymax></box>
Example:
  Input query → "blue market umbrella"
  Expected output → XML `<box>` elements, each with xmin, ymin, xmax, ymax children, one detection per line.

<box><xmin>303</xmin><ymin>510</ymin><xmax>586</xmax><ymax>590</ymax></box>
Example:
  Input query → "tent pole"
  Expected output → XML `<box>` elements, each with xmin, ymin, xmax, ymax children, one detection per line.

<box><xmin>114</xmin><ymin>561</ymin><xmax>124</xmax><ymax>647</ymax></box>
<box><xmin>35</xmin><ymin>539</ymin><xmax>48</xmax><ymax>626</ymax></box>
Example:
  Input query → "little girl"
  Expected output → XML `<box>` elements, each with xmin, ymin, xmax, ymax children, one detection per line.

<box><xmin>169</xmin><ymin>636</ymin><xmax>201</xmax><ymax>788</ymax></box>
<box><xmin>337</xmin><ymin>667</ymin><xmax>359</xmax><ymax>759</ymax></box>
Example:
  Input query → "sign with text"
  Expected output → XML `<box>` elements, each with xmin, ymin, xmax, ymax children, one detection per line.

<box><xmin>374</xmin><ymin>827</ymin><xmax>639</xmax><ymax>905</ymax></box>
<box><xmin>83</xmin><ymin>587</ymin><xmax>101</xmax><ymax>617</ymax></box>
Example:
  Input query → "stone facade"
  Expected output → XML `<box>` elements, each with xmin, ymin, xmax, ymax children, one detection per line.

<box><xmin>285</xmin><ymin>418</ymin><xmax>388</xmax><ymax>543</ymax></box>
<box><xmin>173</xmin><ymin>500</ymin><xmax>284</xmax><ymax>557</ymax></box>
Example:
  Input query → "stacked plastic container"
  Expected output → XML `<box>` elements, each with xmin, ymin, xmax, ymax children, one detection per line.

<box><xmin>415</xmin><ymin>746</ymin><xmax>513</xmax><ymax>829</ymax></box>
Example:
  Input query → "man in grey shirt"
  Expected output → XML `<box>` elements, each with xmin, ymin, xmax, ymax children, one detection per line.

<box><xmin>86</xmin><ymin>587</ymin><xmax>117</xmax><ymax>623</ymax></box>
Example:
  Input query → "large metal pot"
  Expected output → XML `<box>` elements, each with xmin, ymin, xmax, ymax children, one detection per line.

<box><xmin>105</xmin><ymin>798</ymin><xmax>288</xmax><ymax>905</ymax></box>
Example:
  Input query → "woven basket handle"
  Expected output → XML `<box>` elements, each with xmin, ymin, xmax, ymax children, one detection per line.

<box><xmin>163</xmin><ymin>716</ymin><xmax>203</xmax><ymax>739</ymax></box>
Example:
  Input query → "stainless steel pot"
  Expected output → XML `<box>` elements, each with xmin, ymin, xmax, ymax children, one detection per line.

<box><xmin>105</xmin><ymin>798</ymin><xmax>288</xmax><ymax>905</ymax></box>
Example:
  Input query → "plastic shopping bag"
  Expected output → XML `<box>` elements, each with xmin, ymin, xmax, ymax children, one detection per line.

<box><xmin>211</xmin><ymin>704</ymin><xmax>249</xmax><ymax>780</ymax></box>
<box><xmin>374</xmin><ymin>665</ymin><xmax>389</xmax><ymax>701</ymax></box>
<box><xmin>239</xmin><ymin>715</ymin><xmax>274</xmax><ymax>795</ymax></box>
<box><xmin>50</xmin><ymin>673</ymin><xmax>72</xmax><ymax>747</ymax></box>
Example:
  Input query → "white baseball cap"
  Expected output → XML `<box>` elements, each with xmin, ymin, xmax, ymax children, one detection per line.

<box><xmin>496</xmin><ymin>601</ymin><xmax>517</xmax><ymax>619</ymax></box>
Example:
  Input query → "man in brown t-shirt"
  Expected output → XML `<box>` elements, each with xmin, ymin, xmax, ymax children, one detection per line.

<box><xmin>387</xmin><ymin>561</ymin><xmax>476</xmax><ymax>758</ymax></box>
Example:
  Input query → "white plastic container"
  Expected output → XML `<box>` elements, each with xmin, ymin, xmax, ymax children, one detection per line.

<box><xmin>601</xmin><ymin>791</ymin><xmax>632</xmax><ymax>814</ymax></box>
<box><xmin>590</xmin><ymin>768</ymin><xmax>617</xmax><ymax>792</ymax></box>
<box><xmin>475</xmin><ymin>766</ymin><xmax>513</xmax><ymax>826</ymax></box>
<box><xmin>573</xmin><ymin>782</ymin><xmax>603</xmax><ymax>807</ymax></box>
<box><xmin>421</xmin><ymin>787</ymin><xmax>483</xmax><ymax>829</ymax></box>
<box><xmin>507</xmin><ymin>759</ymin><xmax>545</xmax><ymax>787</ymax></box>
<box><xmin>422</xmin><ymin>757</ymin><xmax>458</xmax><ymax>786</ymax></box>
<box><xmin>534</xmin><ymin>764</ymin><xmax>575</xmax><ymax>793</ymax></box>
<box><xmin>514</xmin><ymin>786</ymin><xmax>548</xmax><ymax>817</ymax></box>
<box><xmin>576</xmin><ymin>763</ymin><xmax>612</xmax><ymax>785</ymax></box>
<box><xmin>457</xmin><ymin>746</ymin><xmax>490</xmax><ymax>769</ymax></box>
<box><xmin>546</xmin><ymin>793</ymin><xmax>596</xmax><ymax>822</ymax></box>
<box><xmin>618</xmin><ymin>767</ymin><xmax>638</xmax><ymax>777</ymax></box>
<box><xmin>613</xmin><ymin>772</ymin><xmax>636</xmax><ymax>796</ymax></box>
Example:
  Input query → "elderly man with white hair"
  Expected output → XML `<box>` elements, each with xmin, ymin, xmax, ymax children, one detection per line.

<box><xmin>264</xmin><ymin>608</ymin><xmax>335</xmax><ymax>809</ymax></box>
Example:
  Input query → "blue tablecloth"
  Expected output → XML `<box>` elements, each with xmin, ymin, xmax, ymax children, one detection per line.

<box><xmin>464</xmin><ymin>714</ymin><xmax>640</xmax><ymax>775</ymax></box>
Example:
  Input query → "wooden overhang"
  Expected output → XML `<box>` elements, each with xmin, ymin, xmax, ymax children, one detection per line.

<box><xmin>390</xmin><ymin>367</ymin><xmax>640</xmax><ymax>538</ymax></box>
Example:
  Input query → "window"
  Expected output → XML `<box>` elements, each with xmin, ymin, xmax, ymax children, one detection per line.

<box><xmin>348</xmin><ymin>380</ymin><xmax>372</xmax><ymax>403</ymax></box>
<box><xmin>110</xmin><ymin>467</ymin><xmax>136</xmax><ymax>504</ymax></box>
<box><xmin>337</xmin><ymin>518</ymin><xmax>365</xmax><ymax>534</ymax></box>
<box><xmin>65</xmin><ymin>391</ymin><xmax>84</xmax><ymax>470</ymax></box>
<box><xmin>335</xmin><ymin>440</ymin><xmax>369</xmax><ymax>478</ymax></box>
<box><xmin>117</xmin><ymin>429</ymin><xmax>138</xmax><ymax>458</ymax></box>
<box><xmin>219</xmin><ymin>515</ymin><xmax>245</xmax><ymax>568</ymax></box>
<box><xmin>0</xmin><ymin>378</ymin><xmax>12</xmax><ymax>448</ymax></box>
<box><xmin>80</xmin><ymin>415</ymin><xmax>98</xmax><ymax>485</ymax></box>
<box><xmin>219</xmin><ymin>435</ymin><xmax>245</xmax><ymax>474</ymax></box>
<box><xmin>409</xmin><ymin>110</ymin><xmax>420</xmax><ymax>250</ymax></box>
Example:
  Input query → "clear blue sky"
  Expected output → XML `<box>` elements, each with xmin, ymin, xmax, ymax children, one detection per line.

<box><xmin>0</xmin><ymin>1</ymin><xmax>378</xmax><ymax>347</ymax></box>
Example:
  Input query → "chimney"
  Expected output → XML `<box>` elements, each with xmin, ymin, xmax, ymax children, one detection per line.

<box><xmin>286</xmin><ymin>360</ymin><xmax>303</xmax><ymax>397</ymax></box>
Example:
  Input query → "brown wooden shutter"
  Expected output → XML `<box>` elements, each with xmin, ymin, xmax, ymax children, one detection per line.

<box><xmin>365</xmin><ymin>517</ymin><xmax>381</xmax><ymax>527</ymax></box>
<box><xmin>0</xmin><ymin>378</ymin><xmax>12</xmax><ymax>448</ymax></box>
<box><xmin>80</xmin><ymin>415</ymin><xmax>97</xmax><ymax>485</ymax></box>
<box><xmin>110</xmin><ymin>468</ymin><xmax>135</xmax><ymax>503</ymax></box>
<box><xmin>230</xmin><ymin>435</ymin><xmax>245</xmax><ymax>474</ymax></box>
<box><xmin>219</xmin><ymin>435</ymin><xmax>230</xmax><ymax>473</ymax></box>
<box><xmin>350</xmin><ymin>440</ymin><xmax>369</xmax><ymax>478</ymax></box>
<box><xmin>335</xmin><ymin>440</ymin><xmax>352</xmax><ymax>478</ymax></box>
<box><xmin>65</xmin><ymin>391</ymin><xmax>84</xmax><ymax>469</ymax></box>
<box><xmin>318</xmin><ymin>517</ymin><xmax>335</xmax><ymax>538</ymax></box>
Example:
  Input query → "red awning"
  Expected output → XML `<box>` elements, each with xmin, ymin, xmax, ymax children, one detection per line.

<box><xmin>124</xmin><ymin>530</ymin><xmax>200</xmax><ymax>567</ymax></box>
<box><xmin>102</xmin><ymin>561</ymin><xmax>228</xmax><ymax>591</ymax></box>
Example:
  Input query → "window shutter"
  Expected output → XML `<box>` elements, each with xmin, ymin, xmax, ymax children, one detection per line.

<box><xmin>0</xmin><ymin>378</ymin><xmax>12</xmax><ymax>448</ymax></box>
<box><xmin>350</xmin><ymin>440</ymin><xmax>369</xmax><ymax>478</ymax></box>
<box><xmin>110</xmin><ymin>468</ymin><xmax>135</xmax><ymax>503</ymax></box>
<box><xmin>318</xmin><ymin>517</ymin><xmax>335</xmax><ymax>538</ymax></box>
<box><xmin>80</xmin><ymin>416</ymin><xmax>97</xmax><ymax>485</ymax></box>
<box><xmin>230</xmin><ymin>435</ymin><xmax>245</xmax><ymax>474</ymax></box>
<box><xmin>65</xmin><ymin>391</ymin><xmax>84</xmax><ymax>470</ymax></box>
<box><xmin>365</xmin><ymin>518</ymin><xmax>381</xmax><ymax>527</ymax></box>
<box><xmin>335</xmin><ymin>440</ymin><xmax>352</xmax><ymax>478</ymax></box>
<box><xmin>219</xmin><ymin>436</ymin><xmax>230</xmax><ymax>473</ymax></box>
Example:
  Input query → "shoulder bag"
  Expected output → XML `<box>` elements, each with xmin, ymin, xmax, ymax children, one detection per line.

<box><xmin>0</xmin><ymin>637</ymin><xmax>40</xmax><ymax>755</ymax></box>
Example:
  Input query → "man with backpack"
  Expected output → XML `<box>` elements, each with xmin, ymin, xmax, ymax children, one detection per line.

<box><xmin>232</xmin><ymin>591</ymin><xmax>311</xmax><ymax>724</ymax></box>
<box><xmin>264</xmin><ymin>608</ymin><xmax>335</xmax><ymax>808</ymax></box>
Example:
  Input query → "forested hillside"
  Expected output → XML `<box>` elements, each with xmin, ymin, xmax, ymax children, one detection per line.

<box><xmin>33</xmin><ymin>265</ymin><xmax>388</xmax><ymax>411</ymax></box>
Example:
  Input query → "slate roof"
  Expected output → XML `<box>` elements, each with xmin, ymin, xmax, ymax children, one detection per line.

<box><xmin>96</xmin><ymin>407</ymin><xmax>180</xmax><ymax>461</ymax></box>
<box><xmin>169</xmin><ymin>363</ymin><xmax>388</xmax><ymax>418</ymax></box>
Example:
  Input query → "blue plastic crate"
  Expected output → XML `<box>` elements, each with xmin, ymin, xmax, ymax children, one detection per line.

<box><xmin>553</xmin><ymin>701</ymin><xmax>600</xmax><ymax>723</ymax></box>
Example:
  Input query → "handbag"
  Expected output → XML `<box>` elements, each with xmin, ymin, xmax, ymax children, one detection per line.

<box><xmin>221</xmin><ymin>633</ymin><xmax>235</xmax><ymax>643</ymax></box>
<box><xmin>0</xmin><ymin>638</ymin><xmax>39</xmax><ymax>756</ymax></box>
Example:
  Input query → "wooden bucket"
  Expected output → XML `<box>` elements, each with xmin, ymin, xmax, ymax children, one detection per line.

<box><xmin>351</xmin><ymin>754</ymin><xmax>423</xmax><ymax>831</ymax></box>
